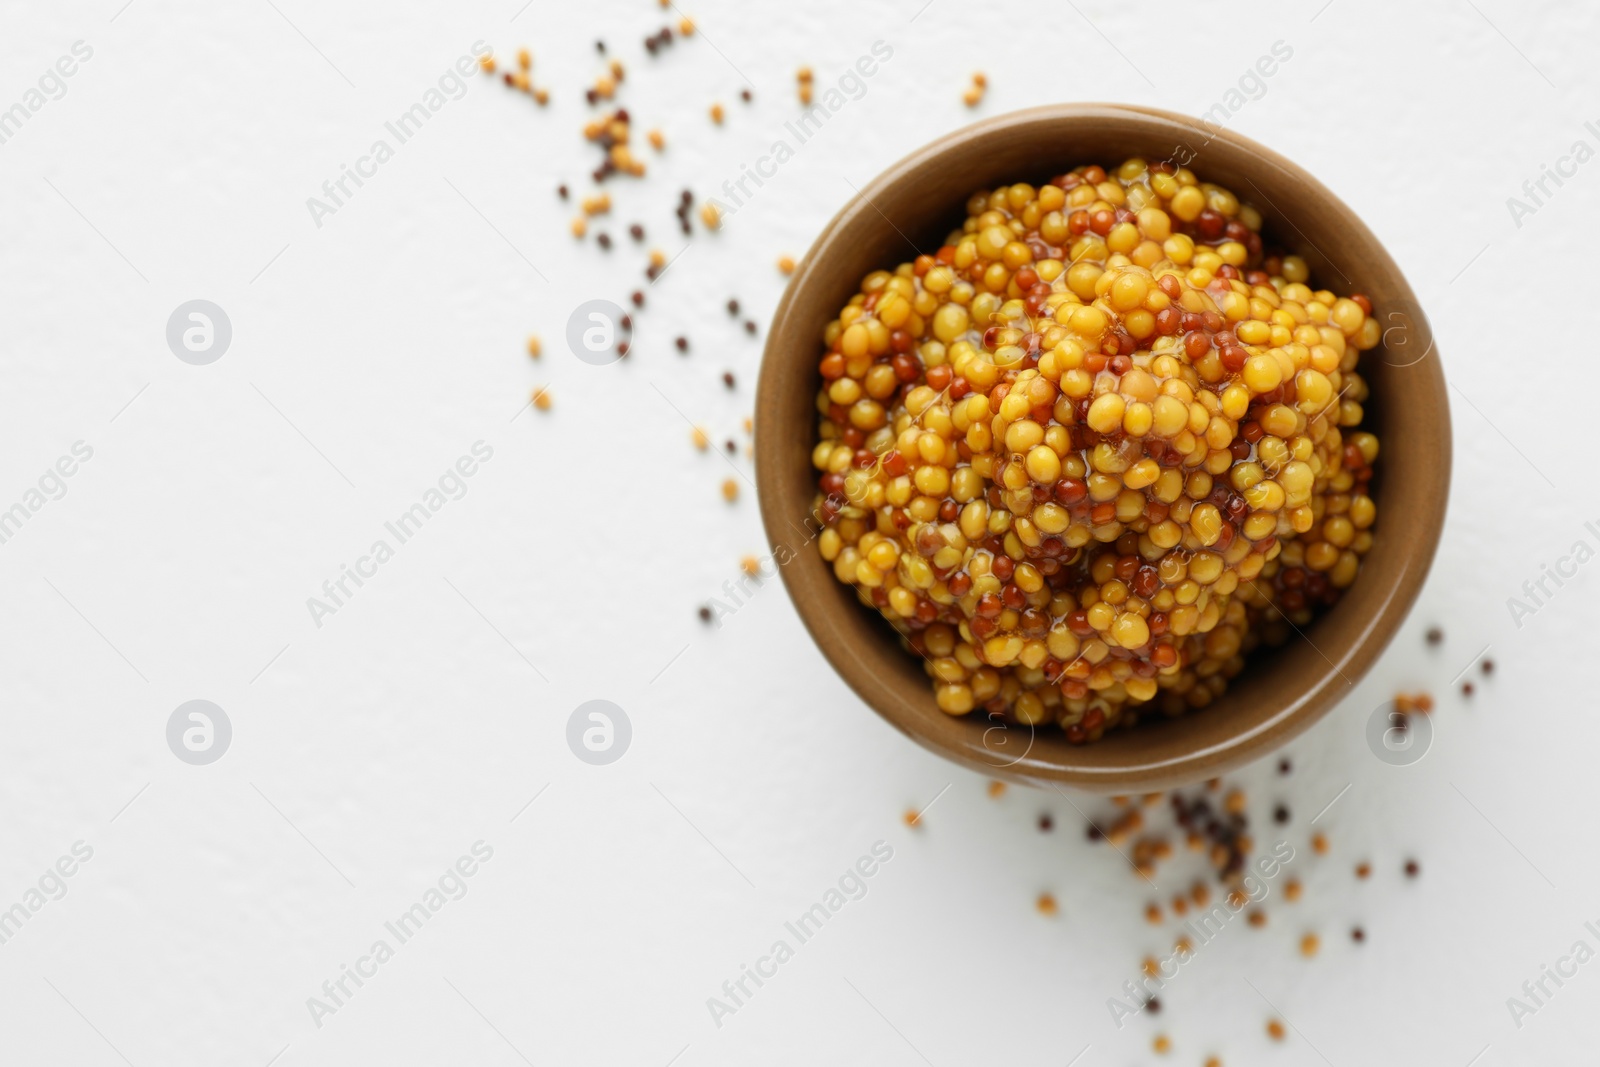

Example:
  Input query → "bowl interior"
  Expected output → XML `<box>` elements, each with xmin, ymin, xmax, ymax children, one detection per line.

<box><xmin>755</xmin><ymin>105</ymin><xmax>1448</xmax><ymax>792</ymax></box>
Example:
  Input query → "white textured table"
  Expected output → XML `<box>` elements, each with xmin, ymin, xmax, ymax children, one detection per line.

<box><xmin>0</xmin><ymin>0</ymin><xmax>1594</xmax><ymax>1064</ymax></box>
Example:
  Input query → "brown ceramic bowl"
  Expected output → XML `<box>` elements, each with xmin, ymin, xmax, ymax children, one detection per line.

<box><xmin>754</xmin><ymin>104</ymin><xmax>1449</xmax><ymax>793</ymax></box>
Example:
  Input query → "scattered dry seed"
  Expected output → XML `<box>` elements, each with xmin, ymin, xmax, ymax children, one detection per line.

<box><xmin>533</xmin><ymin>87</ymin><xmax>549</xmax><ymax>105</ymax></box>
<box><xmin>697</xmin><ymin>605</ymin><xmax>712</xmax><ymax>622</ymax></box>
<box><xmin>480</xmin><ymin>55</ymin><xmax>496</xmax><ymax>74</ymax></box>
<box><xmin>1036</xmin><ymin>892</ymin><xmax>1058</xmax><ymax>916</ymax></box>
<box><xmin>777</xmin><ymin>254</ymin><xmax>796</xmax><ymax>275</ymax></box>
<box><xmin>1267</xmin><ymin>1019</ymin><xmax>1286</xmax><ymax>1041</ymax></box>
<box><xmin>526</xmin><ymin>336</ymin><xmax>541</xmax><ymax>358</ymax></box>
<box><xmin>1426</xmin><ymin>626</ymin><xmax>1443</xmax><ymax>645</ymax></box>
<box><xmin>1415</xmin><ymin>692</ymin><xmax>1434</xmax><ymax>712</ymax></box>
<box><xmin>972</xmin><ymin>71</ymin><xmax>987</xmax><ymax>88</ymax></box>
<box><xmin>710</xmin><ymin>103</ymin><xmax>724</xmax><ymax>124</ymax></box>
<box><xmin>650</xmin><ymin>249</ymin><xmax>667</xmax><ymax>268</ymax></box>
<box><xmin>986</xmin><ymin>780</ymin><xmax>1006</xmax><ymax>799</ymax></box>
<box><xmin>1462</xmin><ymin>681</ymin><xmax>1475</xmax><ymax>695</ymax></box>
<box><xmin>675</xmin><ymin>336</ymin><xmax>689</xmax><ymax>352</ymax></box>
<box><xmin>1300</xmin><ymin>933</ymin><xmax>1320</xmax><ymax>957</ymax></box>
<box><xmin>1284</xmin><ymin>879</ymin><xmax>1302</xmax><ymax>902</ymax></box>
<box><xmin>1482</xmin><ymin>658</ymin><xmax>1495</xmax><ymax>675</ymax></box>
<box><xmin>962</xmin><ymin>87</ymin><xmax>982</xmax><ymax>107</ymax></box>
<box><xmin>797</xmin><ymin>66</ymin><xmax>814</xmax><ymax>82</ymax></box>
<box><xmin>1312</xmin><ymin>832</ymin><xmax>1329</xmax><ymax>855</ymax></box>
<box><xmin>570</xmin><ymin>217</ymin><xmax>587</xmax><ymax>238</ymax></box>
<box><xmin>1227</xmin><ymin>889</ymin><xmax>1247</xmax><ymax>908</ymax></box>
<box><xmin>742</xmin><ymin>417</ymin><xmax>753</xmax><ymax>434</ymax></box>
<box><xmin>1174</xmin><ymin>936</ymin><xmax>1193</xmax><ymax>955</ymax></box>
<box><xmin>1247</xmin><ymin>909</ymin><xmax>1266</xmax><ymax>927</ymax></box>
<box><xmin>722</xmin><ymin>371</ymin><xmax>735</xmax><ymax>389</ymax></box>
<box><xmin>1190</xmin><ymin>882</ymin><xmax>1209</xmax><ymax>907</ymax></box>
<box><xmin>691</xmin><ymin>426</ymin><xmax>709</xmax><ymax>450</ymax></box>
<box><xmin>740</xmin><ymin>88</ymin><xmax>752</xmax><ymax>102</ymax></box>
<box><xmin>531</xmin><ymin>387</ymin><xmax>552</xmax><ymax>411</ymax></box>
<box><xmin>1152</xmin><ymin>1035</ymin><xmax>1170</xmax><ymax>1055</ymax></box>
<box><xmin>799</xmin><ymin>83</ymin><xmax>813</xmax><ymax>105</ymax></box>
<box><xmin>516</xmin><ymin>48</ymin><xmax>531</xmax><ymax>70</ymax></box>
<box><xmin>1142</xmin><ymin>957</ymin><xmax>1159</xmax><ymax>978</ymax></box>
<box><xmin>1274</xmin><ymin>804</ymin><xmax>1289</xmax><ymax>824</ymax></box>
<box><xmin>1352</xmin><ymin>926</ymin><xmax>1366</xmax><ymax>942</ymax></box>
<box><xmin>903</xmin><ymin>808</ymin><xmax>920</xmax><ymax>827</ymax></box>
<box><xmin>700</xmin><ymin>201</ymin><xmax>721</xmax><ymax>229</ymax></box>
<box><xmin>1144</xmin><ymin>903</ymin><xmax>1162</xmax><ymax>924</ymax></box>
<box><xmin>721</xmin><ymin>478</ymin><xmax>739</xmax><ymax>502</ymax></box>
<box><xmin>647</xmin><ymin>128</ymin><xmax>665</xmax><ymax>150</ymax></box>
<box><xmin>581</xmin><ymin>193</ymin><xmax>612</xmax><ymax>216</ymax></box>
<box><xmin>1278</xmin><ymin>757</ymin><xmax>1292</xmax><ymax>775</ymax></box>
<box><xmin>1405</xmin><ymin>859</ymin><xmax>1420</xmax><ymax>878</ymax></box>
<box><xmin>510</xmin><ymin>71</ymin><xmax>530</xmax><ymax>92</ymax></box>
<box><xmin>1171</xmin><ymin>896</ymin><xmax>1188</xmax><ymax>917</ymax></box>
<box><xmin>1037</xmin><ymin>812</ymin><xmax>1053</xmax><ymax>831</ymax></box>
<box><xmin>1224</xmin><ymin>789</ymin><xmax>1246</xmax><ymax>815</ymax></box>
<box><xmin>679</xmin><ymin>16</ymin><xmax>694</xmax><ymax>34</ymax></box>
<box><xmin>1355</xmin><ymin>862</ymin><xmax>1371</xmax><ymax>879</ymax></box>
<box><xmin>1204</xmin><ymin>1058</ymin><xmax>1222</xmax><ymax>1067</ymax></box>
<box><xmin>741</xmin><ymin>555</ymin><xmax>761</xmax><ymax>576</ymax></box>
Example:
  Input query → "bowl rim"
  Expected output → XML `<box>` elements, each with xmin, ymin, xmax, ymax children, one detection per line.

<box><xmin>754</xmin><ymin>103</ymin><xmax>1450</xmax><ymax>792</ymax></box>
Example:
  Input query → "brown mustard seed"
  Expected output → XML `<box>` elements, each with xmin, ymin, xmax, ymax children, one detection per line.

<box><xmin>631</xmin><ymin>291</ymin><xmax>644</xmax><ymax>308</ymax></box>
<box><xmin>1273</xmin><ymin>804</ymin><xmax>1289</xmax><ymax>824</ymax></box>
<box><xmin>1483</xmin><ymin>658</ymin><xmax>1495</xmax><ymax>675</ymax></box>
<box><xmin>1037</xmin><ymin>812</ymin><xmax>1053</xmax><ymax>831</ymax></box>
<box><xmin>557</xmin><ymin>183</ymin><xmax>569</xmax><ymax>199</ymax></box>
<box><xmin>740</xmin><ymin>88</ymin><xmax>752</xmax><ymax>102</ymax></box>
<box><xmin>1279</xmin><ymin>758</ymin><xmax>1292</xmax><ymax>775</ymax></box>
<box><xmin>1426</xmin><ymin>626</ymin><xmax>1443</xmax><ymax>645</ymax></box>
<box><xmin>1144</xmin><ymin>902</ymin><xmax>1162</xmax><ymax>924</ymax></box>
<box><xmin>1247</xmin><ymin>909</ymin><xmax>1266</xmax><ymax>927</ymax></box>
<box><xmin>744</xmin><ymin>320</ymin><xmax>758</xmax><ymax>335</ymax></box>
<box><xmin>1355</xmin><ymin>862</ymin><xmax>1371</xmax><ymax>879</ymax></box>
<box><xmin>596</xmin><ymin>233</ymin><xmax>612</xmax><ymax>250</ymax></box>
<box><xmin>721</xmin><ymin>478</ymin><xmax>739</xmax><ymax>502</ymax></box>
<box><xmin>1462</xmin><ymin>681</ymin><xmax>1475</xmax><ymax>696</ymax></box>
<box><xmin>1312</xmin><ymin>832</ymin><xmax>1328</xmax><ymax>855</ymax></box>
<box><xmin>1352</xmin><ymin>926</ymin><xmax>1366</xmax><ymax>942</ymax></box>
<box><xmin>1284</xmin><ymin>879</ymin><xmax>1302</xmax><ymax>902</ymax></box>
<box><xmin>722</xmin><ymin>372</ymin><xmax>736</xmax><ymax>388</ymax></box>
<box><xmin>1145</xmin><ymin>997</ymin><xmax>1161</xmax><ymax>1014</ymax></box>
<box><xmin>697</xmin><ymin>605</ymin><xmax>712</xmax><ymax>622</ymax></box>
<box><xmin>1300</xmin><ymin>933</ymin><xmax>1319</xmax><ymax>957</ymax></box>
<box><xmin>727</xmin><ymin>298</ymin><xmax>740</xmax><ymax>315</ymax></box>
<box><xmin>675</xmin><ymin>336</ymin><xmax>689</xmax><ymax>352</ymax></box>
<box><xmin>629</xmin><ymin>224</ymin><xmax>644</xmax><ymax>241</ymax></box>
<box><xmin>1404</xmin><ymin>859</ymin><xmax>1420</xmax><ymax>878</ymax></box>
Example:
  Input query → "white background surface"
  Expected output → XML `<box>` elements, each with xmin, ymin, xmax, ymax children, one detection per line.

<box><xmin>1</xmin><ymin>0</ymin><xmax>1596</xmax><ymax>1064</ymax></box>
